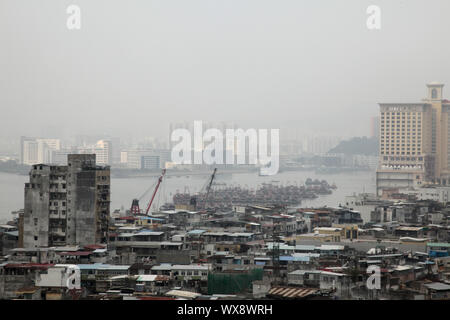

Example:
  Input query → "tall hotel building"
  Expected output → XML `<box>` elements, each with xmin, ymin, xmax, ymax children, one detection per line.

<box><xmin>376</xmin><ymin>83</ymin><xmax>450</xmax><ymax>195</ymax></box>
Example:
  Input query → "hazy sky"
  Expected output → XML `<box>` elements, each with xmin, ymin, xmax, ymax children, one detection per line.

<box><xmin>2</xmin><ymin>0</ymin><xmax>450</xmax><ymax>142</ymax></box>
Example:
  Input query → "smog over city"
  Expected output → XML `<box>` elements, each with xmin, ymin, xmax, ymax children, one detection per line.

<box><xmin>0</xmin><ymin>0</ymin><xmax>449</xmax><ymax>311</ymax></box>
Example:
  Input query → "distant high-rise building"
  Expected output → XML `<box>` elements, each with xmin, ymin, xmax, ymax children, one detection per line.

<box><xmin>141</xmin><ymin>155</ymin><xmax>161</xmax><ymax>170</ymax></box>
<box><xmin>20</xmin><ymin>137</ymin><xmax>61</xmax><ymax>165</ymax></box>
<box><xmin>122</xmin><ymin>149</ymin><xmax>170</xmax><ymax>169</ymax></box>
<box><xmin>110</xmin><ymin>137</ymin><xmax>121</xmax><ymax>164</ymax></box>
<box><xmin>376</xmin><ymin>82</ymin><xmax>450</xmax><ymax>195</ymax></box>
<box><xmin>22</xmin><ymin>154</ymin><xmax>110</xmax><ymax>248</ymax></box>
<box><xmin>77</xmin><ymin>139</ymin><xmax>112</xmax><ymax>165</ymax></box>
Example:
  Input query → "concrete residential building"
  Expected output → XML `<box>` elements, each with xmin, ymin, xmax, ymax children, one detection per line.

<box><xmin>376</xmin><ymin>83</ymin><xmax>450</xmax><ymax>195</ymax></box>
<box><xmin>22</xmin><ymin>154</ymin><xmax>110</xmax><ymax>248</ymax></box>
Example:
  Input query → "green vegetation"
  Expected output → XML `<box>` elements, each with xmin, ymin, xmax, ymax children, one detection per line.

<box><xmin>328</xmin><ymin>136</ymin><xmax>378</xmax><ymax>156</ymax></box>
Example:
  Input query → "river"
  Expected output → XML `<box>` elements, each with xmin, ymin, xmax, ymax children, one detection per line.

<box><xmin>0</xmin><ymin>170</ymin><xmax>376</xmax><ymax>223</ymax></box>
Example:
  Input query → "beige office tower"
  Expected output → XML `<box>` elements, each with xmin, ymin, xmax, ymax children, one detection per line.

<box><xmin>376</xmin><ymin>83</ymin><xmax>450</xmax><ymax>196</ymax></box>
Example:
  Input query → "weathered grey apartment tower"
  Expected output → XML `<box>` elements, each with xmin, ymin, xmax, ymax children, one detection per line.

<box><xmin>21</xmin><ymin>154</ymin><xmax>110</xmax><ymax>248</ymax></box>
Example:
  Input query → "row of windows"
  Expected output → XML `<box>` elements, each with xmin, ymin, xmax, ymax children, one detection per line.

<box><xmin>381</xmin><ymin>128</ymin><xmax>421</xmax><ymax>132</ymax></box>
<box><xmin>382</xmin><ymin>113</ymin><xmax>421</xmax><ymax>116</ymax></box>
<box><xmin>382</xmin><ymin>150</ymin><xmax>421</xmax><ymax>153</ymax></box>
<box><xmin>381</xmin><ymin>144</ymin><xmax>421</xmax><ymax>147</ymax></box>
<box><xmin>382</xmin><ymin>156</ymin><xmax>423</xmax><ymax>161</ymax></box>
<box><xmin>381</xmin><ymin>124</ymin><xmax>421</xmax><ymax>127</ymax></box>
<box><xmin>381</xmin><ymin>118</ymin><xmax>422</xmax><ymax>121</ymax></box>
<box><xmin>177</xmin><ymin>271</ymin><xmax>207</xmax><ymax>276</ymax></box>
<box><xmin>50</xmin><ymin>183</ymin><xmax>66</xmax><ymax>189</ymax></box>
<box><xmin>381</xmin><ymin>141</ymin><xmax>420</xmax><ymax>145</ymax></box>
<box><xmin>381</xmin><ymin>131</ymin><xmax>419</xmax><ymax>135</ymax></box>
<box><xmin>381</xmin><ymin>125</ymin><xmax>422</xmax><ymax>132</ymax></box>
<box><xmin>381</xmin><ymin>112</ymin><xmax>422</xmax><ymax>115</ymax></box>
<box><xmin>50</xmin><ymin>201</ymin><xmax>66</xmax><ymax>206</ymax></box>
<box><xmin>381</xmin><ymin>138</ymin><xmax>421</xmax><ymax>141</ymax></box>
<box><xmin>380</xmin><ymin>152</ymin><xmax>419</xmax><ymax>155</ymax></box>
<box><xmin>381</xmin><ymin>116</ymin><xmax>421</xmax><ymax>119</ymax></box>
<box><xmin>50</xmin><ymin>210</ymin><xmax>66</xmax><ymax>215</ymax></box>
<box><xmin>381</xmin><ymin>148</ymin><xmax>421</xmax><ymax>151</ymax></box>
<box><xmin>381</xmin><ymin>125</ymin><xmax>421</xmax><ymax>129</ymax></box>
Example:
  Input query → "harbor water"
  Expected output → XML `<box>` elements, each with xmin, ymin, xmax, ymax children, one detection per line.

<box><xmin>0</xmin><ymin>170</ymin><xmax>376</xmax><ymax>223</ymax></box>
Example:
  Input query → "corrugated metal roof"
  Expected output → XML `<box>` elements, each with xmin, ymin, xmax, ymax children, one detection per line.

<box><xmin>280</xmin><ymin>255</ymin><xmax>311</xmax><ymax>262</ymax></box>
<box><xmin>165</xmin><ymin>290</ymin><xmax>201</xmax><ymax>299</ymax></box>
<box><xmin>134</xmin><ymin>231</ymin><xmax>164</xmax><ymax>236</ymax></box>
<box><xmin>172</xmin><ymin>264</ymin><xmax>209</xmax><ymax>270</ymax></box>
<box><xmin>230</xmin><ymin>233</ymin><xmax>254</xmax><ymax>237</ymax></box>
<box><xmin>295</xmin><ymin>245</ymin><xmax>316</xmax><ymax>251</ymax></box>
<box><xmin>93</xmin><ymin>248</ymin><xmax>107</xmax><ymax>253</ymax></box>
<box><xmin>188</xmin><ymin>229</ymin><xmax>207</xmax><ymax>235</ymax></box>
<box><xmin>268</xmin><ymin>286</ymin><xmax>319</xmax><ymax>299</ymax></box>
<box><xmin>138</xmin><ymin>216</ymin><xmax>165</xmax><ymax>221</ymax></box>
<box><xmin>57</xmin><ymin>251</ymin><xmax>92</xmax><ymax>256</ymax></box>
<box><xmin>320</xmin><ymin>271</ymin><xmax>347</xmax><ymax>277</ymax></box>
<box><xmin>427</xmin><ymin>242</ymin><xmax>450</xmax><ymax>248</ymax></box>
<box><xmin>424</xmin><ymin>282</ymin><xmax>450</xmax><ymax>291</ymax></box>
<box><xmin>5</xmin><ymin>263</ymin><xmax>55</xmax><ymax>269</ymax></box>
<box><xmin>137</xmin><ymin>275</ymin><xmax>169</xmax><ymax>282</ymax></box>
<box><xmin>151</xmin><ymin>264</ymin><xmax>172</xmax><ymax>271</ymax></box>
<box><xmin>159</xmin><ymin>241</ymin><xmax>183</xmax><ymax>246</ymax></box>
<box><xmin>0</xmin><ymin>225</ymin><xmax>17</xmax><ymax>230</ymax></box>
<box><xmin>288</xmin><ymin>270</ymin><xmax>321</xmax><ymax>275</ymax></box>
<box><xmin>4</xmin><ymin>231</ymin><xmax>19</xmax><ymax>237</ymax></box>
<box><xmin>138</xmin><ymin>296</ymin><xmax>175</xmax><ymax>300</ymax></box>
<box><xmin>319</xmin><ymin>245</ymin><xmax>345</xmax><ymax>251</ymax></box>
<box><xmin>15</xmin><ymin>286</ymin><xmax>40</xmax><ymax>294</ymax></box>
<box><xmin>78</xmin><ymin>263</ymin><xmax>129</xmax><ymax>270</ymax></box>
<box><xmin>396</xmin><ymin>226</ymin><xmax>424</xmax><ymax>231</ymax></box>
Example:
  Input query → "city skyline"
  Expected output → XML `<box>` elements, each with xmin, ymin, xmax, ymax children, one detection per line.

<box><xmin>2</xmin><ymin>0</ymin><xmax>450</xmax><ymax>305</ymax></box>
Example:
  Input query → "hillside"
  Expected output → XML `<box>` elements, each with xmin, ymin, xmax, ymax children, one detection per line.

<box><xmin>327</xmin><ymin>136</ymin><xmax>378</xmax><ymax>156</ymax></box>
